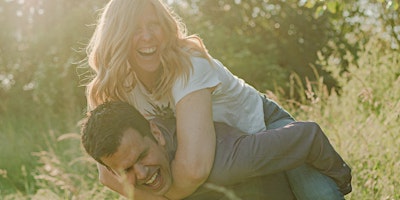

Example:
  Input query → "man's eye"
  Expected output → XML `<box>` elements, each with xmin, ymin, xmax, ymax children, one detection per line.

<box><xmin>124</xmin><ymin>166</ymin><xmax>133</xmax><ymax>173</ymax></box>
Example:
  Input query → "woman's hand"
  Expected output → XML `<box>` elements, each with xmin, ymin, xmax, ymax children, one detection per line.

<box><xmin>165</xmin><ymin>88</ymin><xmax>216</xmax><ymax>199</ymax></box>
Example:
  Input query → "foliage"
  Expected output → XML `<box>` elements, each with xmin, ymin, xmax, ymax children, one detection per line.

<box><xmin>271</xmin><ymin>35</ymin><xmax>400</xmax><ymax>200</ymax></box>
<box><xmin>172</xmin><ymin>0</ymin><xmax>399</xmax><ymax>93</ymax></box>
<box><xmin>173</xmin><ymin>0</ymin><xmax>337</xmax><ymax>90</ymax></box>
<box><xmin>312</xmin><ymin>0</ymin><xmax>399</xmax><ymax>85</ymax></box>
<box><xmin>0</xmin><ymin>0</ymin><xmax>399</xmax><ymax>199</ymax></box>
<box><xmin>3</xmin><ymin>32</ymin><xmax>399</xmax><ymax>200</ymax></box>
<box><xmin>0</xmin><ymin>0</ymin><xmax>106</xmax><ymax>195</ymax></box>
<box><xmin>1</xmin><ymin>131</ymin><xmax>121</xmax><ymax>199</ymax></box>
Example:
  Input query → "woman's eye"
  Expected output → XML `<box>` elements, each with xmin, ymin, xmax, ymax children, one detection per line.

<box><xmin>149</xmin><ymin>23</ymin><xmax>161</xmax><ymax>30</ymax></box>
<box><xmin>133</xmin><ymin>28</ymin><xmax>142</xmax><ymax>35</ymax></box>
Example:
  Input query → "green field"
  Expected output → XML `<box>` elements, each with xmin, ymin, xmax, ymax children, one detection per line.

<box><xmin>1</xmin><ymin>36</ymin><xmax>399</xmax><ymax>200</ymax></box>
<box><xmin>1</xmin><ymin>0</ymin><xmax>399</xmax><ymax>199</ymax></box>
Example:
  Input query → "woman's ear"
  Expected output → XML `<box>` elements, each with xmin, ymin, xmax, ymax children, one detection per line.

<box><xmin>149</xmin><ymin>121</ymin><xmax>166</xmax><ymax>146</ymax></box>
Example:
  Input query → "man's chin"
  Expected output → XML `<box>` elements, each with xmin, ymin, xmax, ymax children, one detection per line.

<box><xmin>141</xmin><ymin>184</ymin><xmax>169</xmax><ymax>197</ymax></box>
<box><xmin>157</xmin><ymin>178</ymin><xmax>172</xmax><ymax>196</ymax></box>
<box><xmin>152</xmin><ymin>186</ymin><xmax>169</xmax><ymax>196</ymax></box>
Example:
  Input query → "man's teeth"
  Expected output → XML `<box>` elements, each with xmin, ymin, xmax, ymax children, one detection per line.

<box><xmin>139</xmin><ymin>47</ymin><xmax>156</xmax><ymax>54</ymax></box>
<box><xmin>146</xmin><ymin>171</ymin><xmax>158</xmax><ymax>185</ymax></box>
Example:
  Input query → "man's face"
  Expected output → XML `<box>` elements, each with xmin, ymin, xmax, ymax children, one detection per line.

<box><xmin>101</xmin><ymin>128</ymin><xmax>172</xmax><ymax>196</ymax></box>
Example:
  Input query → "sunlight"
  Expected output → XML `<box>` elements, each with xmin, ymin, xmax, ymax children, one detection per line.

<box><xmin>11</xmin><ymin>0</ymin><xmax>44</xmax><ymax>22</ymax></box>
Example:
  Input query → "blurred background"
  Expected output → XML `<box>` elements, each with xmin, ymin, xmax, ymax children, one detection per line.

<box><xmin>0</xmin><ymin>0</ymin><xmax>399</xmax><ymax>199</ymax></box>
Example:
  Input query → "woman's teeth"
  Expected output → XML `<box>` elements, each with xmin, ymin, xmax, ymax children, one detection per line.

<box><xmin>139</xmin><ymin>47</ymin><xmax>156</xmax><ymax>55</ymax></box>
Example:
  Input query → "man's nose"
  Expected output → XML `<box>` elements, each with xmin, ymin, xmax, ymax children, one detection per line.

<box><xmin>134</xmin><ymin>164</ymin><xmax>148</xmax><ymax>182</ymax></box>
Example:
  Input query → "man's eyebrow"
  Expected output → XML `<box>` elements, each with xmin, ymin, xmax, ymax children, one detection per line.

<box><xmin>137</xmin><ymin>147</ymin><xmax>149</xmax><ymax>162</ymax></box>
<box><xmin>127</xmin><ymin>147</ymin><xmax>149</xmax><ymax>170</ymax></box>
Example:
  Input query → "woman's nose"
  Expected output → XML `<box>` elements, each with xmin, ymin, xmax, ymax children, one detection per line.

<box><xmin>140</xmin><ymin>27</ymin><xmax>153</xmax><ymax>41</ymax></box>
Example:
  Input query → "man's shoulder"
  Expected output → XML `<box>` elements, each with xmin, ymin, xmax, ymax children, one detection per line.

<box><xmin>214</xmin><ymin>122</ymin><xmax>246</xmax><ymax>139</ymax></box>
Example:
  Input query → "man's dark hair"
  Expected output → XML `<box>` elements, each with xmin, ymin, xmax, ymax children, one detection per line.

<box><xmin>81</xmin><ymin>101</ymin><xmax>153</xmax><ymax>167</ymax></box>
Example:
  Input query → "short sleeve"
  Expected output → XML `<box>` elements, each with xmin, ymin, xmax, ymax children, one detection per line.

<box><xmin>172</xmin><ymin>57</ymin><xmax>221</xmax><ymax>105</ymax></box>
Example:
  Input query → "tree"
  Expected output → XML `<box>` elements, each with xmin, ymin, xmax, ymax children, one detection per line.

<box><xmin>171</xmin><ymin>0</ymin><xmax>339</xmax><ymax>91</ymax></box>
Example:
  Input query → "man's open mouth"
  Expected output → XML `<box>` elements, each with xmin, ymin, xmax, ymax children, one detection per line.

<box><xmin>144</xmin><ymin>169</ymin><xmax>162</xmax><ymax>190</ymax></box>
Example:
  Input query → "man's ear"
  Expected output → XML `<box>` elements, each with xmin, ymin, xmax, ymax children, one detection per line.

<box><xmin>149</xmin><ymin>121</ymin><xmax>166</xmax><ymax>146</ymax></box>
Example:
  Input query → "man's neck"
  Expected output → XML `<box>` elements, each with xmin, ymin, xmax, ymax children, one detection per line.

<box><xmin>151</xmin><ymin>118</ymin><xmax>177</xmax><ymax>160</ymax></box>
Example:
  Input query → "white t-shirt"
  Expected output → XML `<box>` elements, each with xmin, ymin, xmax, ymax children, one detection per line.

<box><xmin>127</xmin><ymin>56</ymin><xmax>266</xmax><ymax>134</ymax></box>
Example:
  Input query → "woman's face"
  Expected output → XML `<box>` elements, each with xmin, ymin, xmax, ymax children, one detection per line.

<box><xmin>132</xmin><ymin>3</ymin><xmax>165</xmax><ymax>75</ymax></box>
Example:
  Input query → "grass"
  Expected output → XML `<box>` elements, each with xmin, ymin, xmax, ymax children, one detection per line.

<box><xmin>276</xmin><ymin>37</ymin><xmax>400</xmax><ymax>200</ymax></box>
<box><xmin>1</xmin><ymin>37</ymin><xmax>399</xmax><ymax>199</ymax></box>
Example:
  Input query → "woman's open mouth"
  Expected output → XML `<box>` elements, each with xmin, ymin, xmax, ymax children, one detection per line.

<box><xmin>138</xmin><ymin>47</ymin><xmax>157</xmax><ymax>56</ymax></box>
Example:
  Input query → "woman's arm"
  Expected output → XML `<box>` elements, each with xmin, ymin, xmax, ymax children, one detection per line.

<box><xmin>165</xmin><ymin>88</ymin><xmax>216</xmax><ymax>200</ymax></box>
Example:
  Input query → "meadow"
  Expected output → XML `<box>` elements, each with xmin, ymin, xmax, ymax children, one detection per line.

<box><xmin>1</xmin><ymin>35</ymin><xmax>399</xmax><ymax>200</ymax></box>
<box><xmin>0</xmin><ymin>0</ymin><xmax>399</xmax><ymax>199</ymax></box>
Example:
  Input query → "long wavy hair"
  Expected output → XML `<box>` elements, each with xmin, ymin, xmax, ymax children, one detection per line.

<box><xmin>86</xmin><ymin>0</ymin><xmax>210</xmax><ymax>109</ymax></box>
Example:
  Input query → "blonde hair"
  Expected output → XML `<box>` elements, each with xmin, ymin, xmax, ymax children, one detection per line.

<box><xmin>86</xmin><ymin>0</ymin><xmax>210</xmax><ymax>109</ymax></box>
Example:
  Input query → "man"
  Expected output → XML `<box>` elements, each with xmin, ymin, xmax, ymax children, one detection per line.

<box><xmin>81</xmin><ymin>101</ymin><xmax>352</xmax><ymax>199</ymax></box>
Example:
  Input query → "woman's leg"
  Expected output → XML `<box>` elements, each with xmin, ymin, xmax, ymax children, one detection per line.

<box><xmin>261</xmin><ymin>95</ymin><xmax>346</xmax><ymax>200</ymax></box>
<box><xmin>286</xmin><ymin>165</ymin><xmax>344</xmax><ymax>200</ymax></box>
<box><xmin>261</xmin><ymin>94</ymin><xmax>295</xmax><ymax>129</ymax></box>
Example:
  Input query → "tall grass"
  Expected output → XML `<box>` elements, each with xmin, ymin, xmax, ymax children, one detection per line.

<box><xmin>1</xmin><ymin>36</ymin><xmax>399</xmax><ymax>199</ymax></box>
<box><xmin>271</xmin><ymin>36</ymin><xmax>400</xmax><ymax>200</ymax></box>
<box><xmin>0</xmin><ymin>107</ymin><xmax>120</xmax><ymax>199</ymax></box>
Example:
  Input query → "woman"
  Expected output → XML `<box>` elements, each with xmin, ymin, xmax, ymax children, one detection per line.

<box><xmin>85</xmin><ymin>0</ymin><xmax>346</xmax><ymax>199</ymax></box>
